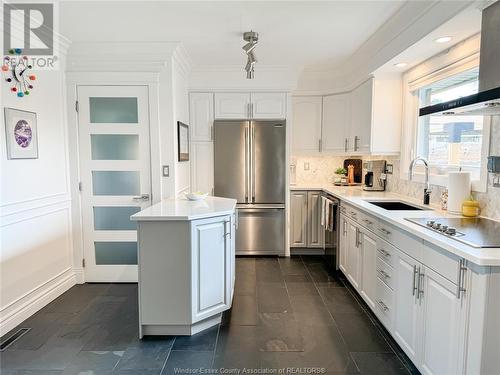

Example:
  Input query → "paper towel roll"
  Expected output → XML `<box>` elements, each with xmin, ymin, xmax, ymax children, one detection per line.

<box><xmin>447</xmin><ymin>172</ymin><xmax>471</xmax><ymax>214</ymax></box>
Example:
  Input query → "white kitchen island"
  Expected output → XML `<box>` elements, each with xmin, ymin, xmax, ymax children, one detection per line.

<box><xmin>131</xmin><ymin>196</ymin><xmax>237</xmax><ymax>337</ymax></box>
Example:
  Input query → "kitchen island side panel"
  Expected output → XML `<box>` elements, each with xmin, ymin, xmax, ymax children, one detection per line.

<box><xmin>138</xmin><ymin>221</ymin><xmax>191</xmax><ymax>324</ymax></box>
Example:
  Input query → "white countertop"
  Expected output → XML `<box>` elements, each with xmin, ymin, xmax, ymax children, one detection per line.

<box><xmin>291</xmin><ymin>184</ymin><xmax>500</xmax><ymax>266</ymax></box>
<box><xmin>131</xmin><ymin>196</ymin><xmax>237</xmax><ymax>221</ymax></box>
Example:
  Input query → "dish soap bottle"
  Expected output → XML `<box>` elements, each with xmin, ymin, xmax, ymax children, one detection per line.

<box><xmin>462</xmin><ymin>195</ymin><xmax>480</xmax><ymax>217</ymax></box>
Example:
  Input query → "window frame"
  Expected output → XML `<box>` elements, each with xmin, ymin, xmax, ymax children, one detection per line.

<box><xmin>400</xmin><ymin>42</ymin><xmax>490</xmax><ymax>193</ymax></box>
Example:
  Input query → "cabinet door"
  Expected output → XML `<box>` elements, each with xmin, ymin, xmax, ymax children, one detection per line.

<box><xmin>214</xmin><ymin>93</ymin><xmax>251</xmax><ymax>119</ymax></box>
<box><xmin>251</xmin><ymin>93</ymin><xmax>286</xmax><ymax>119</ymax></box>
<box><xmin>346</xmin><ymin>221</ymin><xmax>361</xmax><ymax>290</ymax></box>
<box><xmin>290</xmin><ymin>191</ymin><xmax>308</xmax><ymax>247</ymax></box>
<box><xmin>339</xmin><ymin>215</ymin><xmax>348</xmax><ymax>274</ymax></box>
<box><xmin>322</xmin><ymin>93</ymin><xmax>350</xmax><ymax>153</ymax></box>
<box><xmin>191</xmin><ymin>142</ymin><xmax>214</xmax><ymax>195</ymax></box>
<box><xmin>192</xmin><ymin>216</ymin><xmax>231</xmax><ymax>321</ymax></box>
<box><xmin>419</xmin><ymin>267</ymin><xmax>465</xmax><ymax>375</ymax></box>
<box><xmin>349</xmin><ymin>79</ymin><xmax>373</xmax><ymax>153</ymax></box>
<box><xmin>291</xmin><ymin>96</ymin><xmax>322</xmax><ymax>153</ymax></box>
<box><xmin>393</xmin><ymin>249</ymin><xmax>421</xmax><ymax>364</ymax></box>
<box><xmin>306</xmin><ymin>191</ymin><xmax>323</xmax><ymax>248</ymax></box>
<box><xmin>360</xmin><ymin>230</ymin><xmax>377</xmax><ymax>310</ymax></box>
<box><xmin>189</xmin><ymin>92</ymin><xmax>214</xmax><ymax>141</ymax></box>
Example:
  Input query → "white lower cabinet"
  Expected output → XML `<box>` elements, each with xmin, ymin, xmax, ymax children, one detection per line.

<box><xmin>307</xmin><ymin>191</ymin><xmax>323</xmax><ymax>248</ymax></box>
<box><xmin>360</xmin><ymin>229</ymin><xmax>377</xmax><ymax>310</ymax></box>
<box><xmin>392</xmin><ymin>247</ymin><xmax>466</xmax><ymax>374</ymax></box>
<box><xmin>192</xmin><ymin>216</ymin><xmax>232</xmax><ymax>321</ymax></box>
<box><xmin>393</xmin><ymin>249</ymin><xmax>421</xmax><ymax>364</ymax></box>
<box><xmin>339</xmin><ymin>214</ymin><xmax>348</xmax><ymax>274</ymax></box>
<box><xmin>419</xmin><ymin>267</ymin><xmax>466</xmax><ymax>375</ymax></box>
<box><xmin>290</xmin><ymin>190</ymin><xmax>324</xmax><ymax>249</ymax></box>
<box><xmin>338</xmin><ymin>207</ymin><xmax>471</xmax><ymax>375</ymax></box>
<box><xmin>290</xmin><ymin>191</ymin><xmax>308</xmax><ymax>247</ymax></box>
<box><xmin>346</xmin><ymin>220</ymin><xmax>361</xmax><ymax>289</ymax></box>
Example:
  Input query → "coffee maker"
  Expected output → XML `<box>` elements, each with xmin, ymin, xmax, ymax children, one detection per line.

<box><xmin>363</xmin><ymin>160</ymin><xmax>387</xmax><ymax>191</ymax></box>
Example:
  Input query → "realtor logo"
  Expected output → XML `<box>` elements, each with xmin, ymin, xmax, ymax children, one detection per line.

<box><xmin>3</xmin><ymin>3</ymin><xmax>54</xmax><ymax>55</ymax></box>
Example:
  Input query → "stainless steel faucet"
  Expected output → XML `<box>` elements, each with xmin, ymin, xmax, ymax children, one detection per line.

<box><xmin>408</xmin><ymin>156</ymin><xmax>432</xmax><ymax>205</ymax></box>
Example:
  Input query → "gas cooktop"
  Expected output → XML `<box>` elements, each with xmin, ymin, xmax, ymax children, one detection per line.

<box><xmin>405</xmin><ymin>217</ymin><xmax>500</xmax><ymax>248</ymax></box>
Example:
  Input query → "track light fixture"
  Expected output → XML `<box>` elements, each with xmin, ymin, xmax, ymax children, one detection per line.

<box><xmin>243</xmin><ymin>31</ymin><xmax>258</xmax><ymax>79</ymax></box>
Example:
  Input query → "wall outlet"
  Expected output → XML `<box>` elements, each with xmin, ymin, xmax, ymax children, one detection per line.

<box><xmin>304</xmin><ymin>162</ymin><xmax>310</xmax><ymax>171</ymax></box>
<box><xmin>386</xmin><ymin>164</ymin><xmax>394</xmax><ymax>174</ymax></box>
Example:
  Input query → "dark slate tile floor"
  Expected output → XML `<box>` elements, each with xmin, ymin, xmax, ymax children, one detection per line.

<box><xmin>0</xmin><ymin>256</ymin><xmax>420</xmax><ymax>375</ymax></box>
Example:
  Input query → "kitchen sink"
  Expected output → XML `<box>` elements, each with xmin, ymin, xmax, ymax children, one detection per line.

<box><xmin>366</xmin><ymin>200</ymin><xmax>431</xmax><ymax>211</ymax></box>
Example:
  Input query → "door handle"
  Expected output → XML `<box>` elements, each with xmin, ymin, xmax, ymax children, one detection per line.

<box><xmin>354</xmin><ymin>136</ymin><xmax>360</xmax><ymax>151</ymax></box>
<box><xmin>133</xmin><ymin>194</ymin><xmax>150</xmax><ymax>201</ymax></box>
<box><xmin>344</xmin><ymin>138</ymin><xmax>348</xmax><ymax>152</ymax></box>
<box><xmin>412</xmin><ymin>265</ymin><xmax>418</xmax><ymax>296</ymax></box>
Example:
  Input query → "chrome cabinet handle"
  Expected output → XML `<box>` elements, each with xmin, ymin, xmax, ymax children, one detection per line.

<box><xmin>379</xmin><ymin>227</ymin><xmax>391</xmax><ymax>235</ymax></box>
<box><xmin>417</xmin><ymin>268</ymin><xmax>425</xmax><ymax>300</ymax></box>
<box><xmin>354</xmin><ymin>136</ymin><xmax>360</xmax><ymax>151</ymax></box>
<box><xmin>412</xmin><ymin>265</ymin><xmax>418</xmax><ymax>296</ymax></box>
<box><xmin>363</xmin><ymin>218</ymin><xmax>373</xmax><ymax>225</ymax></box>
<box><xmin>344</xmin><ymin>138</ymin><xmax>348</xmax><ymax>152</ymax></box>
<box><xmin>133</xmin><ymin>194</ymin><xmax>150</xmax><ymax>201</ymax></box>
<box><xmin>456</xmin><ymin>258</ymin><xmax>467</xmax><ymax>299</ymax></box>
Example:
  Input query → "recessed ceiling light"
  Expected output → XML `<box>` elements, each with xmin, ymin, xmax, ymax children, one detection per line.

<box><xmin>394</xmin><ymin>62</ymin><xmax>408</xmax><ymax>68</ymax></box>
<box><xmin>435</xmin><ymin>36</ymin><xmax>452</xmax><ymax>43</ymax></box>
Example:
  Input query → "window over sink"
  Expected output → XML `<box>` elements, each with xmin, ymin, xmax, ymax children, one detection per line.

<box><xmin>416</xmin><ymin>67</ymin><xmax>484</xmax><ymax>181</ymax></box>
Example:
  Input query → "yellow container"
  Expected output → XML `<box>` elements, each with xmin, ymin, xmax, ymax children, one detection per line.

<box><xmin>462</xmin><ymin>199</ymin><xmax>480</xmax><ymax>217</ymax></box>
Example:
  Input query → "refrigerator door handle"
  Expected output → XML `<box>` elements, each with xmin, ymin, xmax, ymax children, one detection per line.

<box><xmin>244</xmin><ymin>124</ymin><xmax>249</xmax><ymax>203</ymax></box>
<box><xmin>251</xmin><ymin>123</ymin><xmax>256</xmax><ymax>203</ymax></box>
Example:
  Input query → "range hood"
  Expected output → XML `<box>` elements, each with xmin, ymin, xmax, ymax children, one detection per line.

<box><xmin>419</xmin><ymin>2</ymin><xmax>500</xmax><ymax>117</ymax></box>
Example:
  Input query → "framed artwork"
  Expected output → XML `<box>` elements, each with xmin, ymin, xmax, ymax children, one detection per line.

<box><xmin>177</xmin><ymin>121</ymin><xmax>189</xmax><ymax>162</ymax></box>
<box><xmin>4</xmin><ymin>107</ymin><xmax>38</xmax><ymax>159</ymax></box>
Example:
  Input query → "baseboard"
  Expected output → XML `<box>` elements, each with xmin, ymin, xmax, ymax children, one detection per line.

<box><xmin>0</xmin><ymin>268</ymin><xmax>77</xmax><ymax>336</ymax></box>
<box><xmin>73</xmin><ymin>267</ymin><xmax>85</xmax><ymax>284</ymax></box>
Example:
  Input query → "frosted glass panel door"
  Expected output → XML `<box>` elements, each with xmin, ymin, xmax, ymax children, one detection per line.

<box><xmin>78</xmin><ymin>85</ymin><xmax>151</xmax><ymax>282</ymax></box>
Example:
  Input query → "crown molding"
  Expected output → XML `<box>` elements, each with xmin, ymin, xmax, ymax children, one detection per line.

<box><xmin>67</xmin><ymin>41</ymin><xmax>182</xmax><ymax>72</ymax></box>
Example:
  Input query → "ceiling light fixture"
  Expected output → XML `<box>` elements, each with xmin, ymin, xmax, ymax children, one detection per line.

<box><xmin>394</xmin><ymin>62</ymin><xmax>408</xmax><ymax>68</ymax></box>
<box><xmin>243</xmin><ymin>31</ymin><xmax>258</xmax><ymax>79</ymax></box>
<box><xmin>435</xmin><ymin>36</ymin><xmax>452</xmax><ymax>43</ymax></box>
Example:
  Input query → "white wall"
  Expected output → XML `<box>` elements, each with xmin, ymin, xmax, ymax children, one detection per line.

<box><xmin>0</xmin><ymin>57</ymin><xmax>76</xmax><ymax>335</ymax></box>
<box><xmin>173</xmin><ymin>58</ymin><xmax>191</xmax><ymax>196</ymax></box>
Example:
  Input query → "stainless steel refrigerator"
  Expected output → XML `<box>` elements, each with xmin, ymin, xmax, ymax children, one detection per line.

<box><xmin>214</xmin><ymin>120</ymin><xmax>286</xmax><ymax>255</ymax></box>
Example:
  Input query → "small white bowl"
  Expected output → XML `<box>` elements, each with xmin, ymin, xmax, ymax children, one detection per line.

<box><xmin>185</xmin><ymin>192</ymin><xmax>209</xmax><ymax>201</ymax></box>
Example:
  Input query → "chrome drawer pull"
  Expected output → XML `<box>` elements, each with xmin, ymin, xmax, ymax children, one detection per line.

<box><xmin>378</xmin><ymin>270</ymin><xmax>390</xmax><ymax>279</ymax></box>
<box><xmin>379</xmin><ymin>228</ymin><xmax>391</xmax><ymax>235</ymax></box>
<box><xmin>378</xmin><ymin>249</ymin><xmax>391</xmax><ymax>258</ymax></box>
<box><xmin>363</xmin><ymin>219</ymin><xmax>373</xmax><ymax>225</ymax></box>
<box><xmin>377</xmin><ymin>300</ymin><xmax>389</xmax><ymax>311</ymax></box>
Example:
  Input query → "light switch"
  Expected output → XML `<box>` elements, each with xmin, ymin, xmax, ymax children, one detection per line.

<box><xmin>304</xmin><ymin>162</ymin><xmax>310</xmax><ymax>171</ymax></box>
<box><xmin>162</xmin><ymin>165</ymin><xmax>170</xmax><ymax>177</ymax></box>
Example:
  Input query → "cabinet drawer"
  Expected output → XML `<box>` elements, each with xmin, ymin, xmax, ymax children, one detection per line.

<box><xmin>376</xmin><ymin>256</ymin><xmax>394</xmax><ymax>290</ymax></box>
<box><xmin>376</xmin><ymin>237</ymin><xmax>396</xmax><ymax>267</ymax></box>
<box><xmin>423</xmin><ymin>241</ymin><xmax>461</xmax><ymax>285</ymax></box>
<box><xmin>377</xmin><ymin>220</ymin><xmax>423</xmax><ymax>261</ymax></box>
<box><xmin>375</xmin><ymin>278</ymin><xmax>394</xmax><ymax>328</ymax></box>
<box><xmin>358</xmin><ymin>211</ymin><xmax>378</xmax><ymax>233</ymax></box>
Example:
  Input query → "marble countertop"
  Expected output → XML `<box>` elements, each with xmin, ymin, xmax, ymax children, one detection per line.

<box><xmin>291</xmin><ymin>184</ymin><xmax>500</xmax><ymax>266</ymax></box>
<box><xmin>131</xmin><ymin>196</ymin><xmax>237</xmax><ymax>221</ymax></box>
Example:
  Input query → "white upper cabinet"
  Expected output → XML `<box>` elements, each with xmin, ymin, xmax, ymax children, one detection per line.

<box><xmin>322</xmin><ymin>93</ymin><xmax>350</xmax><ymax>153</ymax></box>
<box><xmin>251</xmin><ymin>93</ymin><xmax>287</xmax><ymax>119</ymax></box>
<box><xmin>214</xmin><ymin>93</ymin><xmax>251</xmax><ymax>119</ymax></box>
<box><xmin>190</xmin><ymin>93</ymin><xmax>214</xmax><ymax>141</ymax></box>
<box><xmin>292</xmin><ymin>96</ymin><xmax>322</xmax><ymax>153</ymax></box>
<box><xmin>349</xmin><ymin>79</ymin><xmax>373</xmax><ymax>154</ymax></box>
<box><xmin>291</xmin><ymin>76</ymin><xmax>402</xmax><ymax>155</ymax></box>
